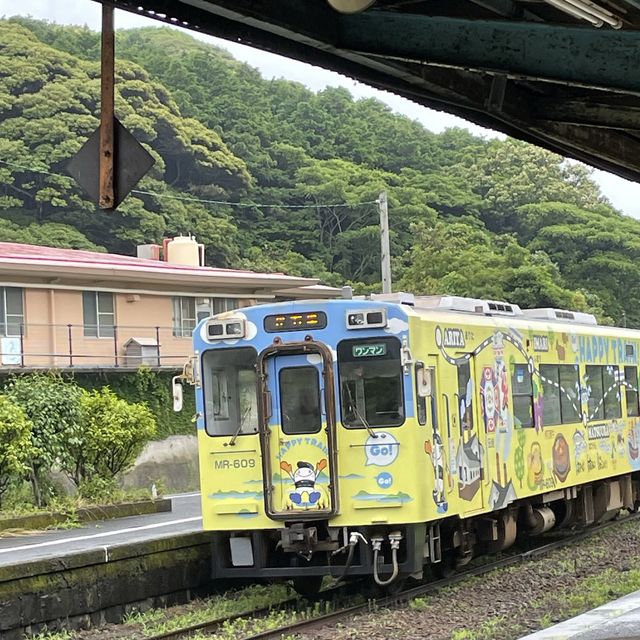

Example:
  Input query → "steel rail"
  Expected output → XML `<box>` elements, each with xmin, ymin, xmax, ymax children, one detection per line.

<box><xmin>244</xmin><ymin>512</ymin><xmax>640</xmax><ymax>640</ymax></box>
<box><xmin>143</xmin><ymin>584</ymin><xmax>353</xmax><ymax>640</ymax></box>
<box><xmin>143</xmin><ymin>512</ymin><xmax>640</xmax><ymax>640</ymax></box>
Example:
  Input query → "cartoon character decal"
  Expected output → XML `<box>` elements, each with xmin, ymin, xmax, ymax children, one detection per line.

<box><xmin>527</xmin><ymin>442</ymin><xmax>544</xmax><ymax>490</ymax></box>
<box><xmin>629</xmin><ymin>421</ymin><xmax>640</xmax><ymax>466</ymax></box>
<box><xmin>573</xmin><ymin>430</ymin><xmax>587</xmax><ymax>473</ymax></box>
<box><xmin>552</xmin><ymin>434</ymin><xmax>570</xmax><ymax>482</ymax></box>
<box><xmin>425</xmin><ymin>434</ymin><xmax>448</xmax><ymax>513</ymax></box>
<box><xmin>456</xmin><ymin>434</ymin><xmax>484</xmax><ymax>501</ymax></box>
<box><xmin>280</xmin><ymin>459</ymin><xmax>328</xmax><ymax>510</ymax></box>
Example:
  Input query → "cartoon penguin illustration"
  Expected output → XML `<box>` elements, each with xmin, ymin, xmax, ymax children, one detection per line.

<box><xmin>280</xmin><ymin>459</ymin><xmax>327</xmax><ymax>509</ymax></box>
<box><xmin>425</xmin><ymin>433</ymin><xmax>448</xmax><ymax>513</ymax></box>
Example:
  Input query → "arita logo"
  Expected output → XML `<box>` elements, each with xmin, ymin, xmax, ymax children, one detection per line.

<box><xmin>365</xmin><ymin>432</ymin><xmax>400</xmax><ymax>466</ymax></box>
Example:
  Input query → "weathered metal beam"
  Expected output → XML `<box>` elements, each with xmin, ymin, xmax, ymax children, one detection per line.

<box><xmin>338</xmin><ymin>11</ymin><xmax>640</xmax><ymax>94</ymax></box>
<box><xmin>534</xmin><ymin>99</ymin><xmax>640</xmax><ymax>130</ymax></box>
<box><xmin>99</xmin><ymin>3</ymin><xmax>115</xmax><ymax>210</ymax></box>
<box><xmin>532</xmin><ymin>122</ymin><xmax>640</xmax><ymax>174</ymax></box>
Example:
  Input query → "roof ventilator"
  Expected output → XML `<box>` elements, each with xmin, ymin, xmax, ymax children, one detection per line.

<box><xmin>522</xmin><ymin>308</ymin><xmax>598</xmax><ymax>326</ymax></box>
<box><xmin>411</xmin><ymin>295</ymin><xmax>524</xmax><ymax>317</ymax></box>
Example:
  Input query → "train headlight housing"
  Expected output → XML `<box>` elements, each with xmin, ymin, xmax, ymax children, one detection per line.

<box><xmin>346</xmin><ymin>309</ymin><xmax>387</xmax><ymax>329</ymax></box>
<box><xmin>206</xmin><ymin>318</ymin><xmax>246</xmax><ymax>340</ymax></box>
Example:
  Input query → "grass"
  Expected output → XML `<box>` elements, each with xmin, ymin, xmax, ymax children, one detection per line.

<box><xmin>0</xmin><ymin>480</ymin><xmax>162</xmax><ymax>523</ymax></box>
<box><xmin>28</xmin><ymin>631</ymin><xmax>75</xmax><ymax>640</ymax></box>
<box><xmin>446</xmin><ymin>566</ymin><xmax>640</xmax><ymax>640</ymax></box>
<box><xmin>123</xmin><ymin>583</ymin><xmax>292</xmax><ymax>635</ymax></box>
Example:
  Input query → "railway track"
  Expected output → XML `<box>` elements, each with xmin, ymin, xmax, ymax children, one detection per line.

<box><xmin>145</xmin><ymin>512</ymin><xmax>640</xmax><ymax>640</ymax></box>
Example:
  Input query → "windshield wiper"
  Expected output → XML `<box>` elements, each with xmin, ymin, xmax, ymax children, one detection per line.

<box><xmin>345</xmin><ymin>384</ymin><xmax>378</xmax><ymax>439</ymax></box>
<box><xmin>227</xmin><ymin>405</ymin><xmax>252</xmax><ymax>447</ymax></box>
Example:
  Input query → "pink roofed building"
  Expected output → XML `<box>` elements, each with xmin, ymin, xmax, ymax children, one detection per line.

<box><xmin>0</xmin><ymin>238</ymin><xmax>339</xmax><ymax>370</ymax></box>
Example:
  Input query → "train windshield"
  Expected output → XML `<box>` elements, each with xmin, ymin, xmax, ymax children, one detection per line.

<box><xmin>338</xmin><ymin>337</ymin><xmax>404</xmax><ymax>428</ymax></box>
<box><xmin>202</xmin><ymin>347</ymin><xmax>259</xmax><ymax>437</ymax></box>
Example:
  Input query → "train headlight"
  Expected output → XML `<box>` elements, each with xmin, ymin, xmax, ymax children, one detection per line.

<box><xmin>206</xmin><ymin>318</ymin><xmax>246</xmax><ymax>340</ymax></box>
<box><xmin>346</xmin><ymin>309</ymin><xmax>387</xmax><ymax>329</ymax></box>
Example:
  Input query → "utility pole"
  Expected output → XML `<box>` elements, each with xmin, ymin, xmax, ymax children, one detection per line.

<box><xmin>378</xmin><ymin>190</ymin><xmax>392</xmax><ymax>294</ymax></box>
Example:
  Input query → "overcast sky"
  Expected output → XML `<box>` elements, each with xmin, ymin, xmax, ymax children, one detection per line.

<box><xmin>5</xmin><ymin>0</ymin><xmax>640</xmax><ymax>218</ymax></box>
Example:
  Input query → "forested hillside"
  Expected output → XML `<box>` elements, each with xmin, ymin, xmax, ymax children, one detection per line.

<box><xmin>3</xmin><ymin>18</ymin><xmax>640</xmax><ymax>325</ymax></box>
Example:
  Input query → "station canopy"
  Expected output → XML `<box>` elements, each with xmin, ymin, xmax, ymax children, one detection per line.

<box><xmin>110</xmin><ymin>0</ymin><xmax>640</xmax><ymax>182</ymax></box>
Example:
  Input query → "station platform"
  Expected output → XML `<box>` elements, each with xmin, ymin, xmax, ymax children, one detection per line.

<box><xmin>0</xmin><ymin>491</ymin><xmax>202</xmax><ymax>567</ymax></box>
<box><xmin>520</xmin><ymin>589</ymin><xmax>640</xmax><ymax>639</ymax></box>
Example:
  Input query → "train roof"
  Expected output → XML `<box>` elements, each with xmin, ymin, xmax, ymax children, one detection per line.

<box><xmin>365</xmin><ymin>293</ymin><xmax>640</xmax><ymax>341</ymax></box>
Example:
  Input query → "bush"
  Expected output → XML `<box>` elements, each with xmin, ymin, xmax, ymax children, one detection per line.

<box><xmin>5</xmin><ymin>373</ymin><xmax>83</xmax><ymax>506</ymax></box>
<box><xmin>79</xmin><ymin>388</ymin><xmax>157</xmax><ymax>481</ymax></box>
<box><xmin>73</xmin><ymin>368</ymin><xmax>196</xmax><ymax>438</ymax></box>
<box><xmin>0</xmin><ymin>394</ymin><xmax>33</xmax><ymax>507</ymax></box>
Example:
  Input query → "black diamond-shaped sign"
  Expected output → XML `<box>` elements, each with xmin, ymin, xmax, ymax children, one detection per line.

<box><xmin>67</xmin><ymin>117</ymin><xmax>154</xmax><ymax>209</ymax></box>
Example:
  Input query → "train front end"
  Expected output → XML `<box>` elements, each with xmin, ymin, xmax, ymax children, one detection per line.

<box><xmin>192</xmin><ymin>299</ymin><xmax>426</xmax><ymax>593</ymax></box>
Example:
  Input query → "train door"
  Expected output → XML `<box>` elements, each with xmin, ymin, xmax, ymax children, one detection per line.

<box><xmin>452</xmin><ymin>356</ymin><xmax>485</xmax><ymax>514</ymax></box>
<box><xmin>417</xmin><ymin>355</ymin><xmax>449</xmax><ymax>514</ymax></box>
<box><xmin>258</xmin><ymin>344</ymin><xmax>338</xmax><ymax>520</ymax></box>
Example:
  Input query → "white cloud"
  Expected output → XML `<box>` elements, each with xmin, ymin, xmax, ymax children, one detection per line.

<box><xmin>385</xmin><ymin>318</ymin><xmax>409</xmax><ymax>335</ymax></box>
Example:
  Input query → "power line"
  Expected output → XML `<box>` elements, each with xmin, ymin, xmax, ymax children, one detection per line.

<box><xmin>0</xmin><ymin>159</ymin><xmax>377</xmax><ymax>210</ymax></box>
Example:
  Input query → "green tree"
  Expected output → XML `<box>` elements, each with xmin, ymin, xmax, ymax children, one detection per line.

<box><xmin>5</xmin><ymin>373</ymin><xmax>83</xmax><ymax>506</ymax></box>
<box><xmin>0</xmin><ymin>395</ymin><xmax>33</xmax><ymax>506</ymax></box>
<box><xmin>79</xmin><ymin>388</ymin><xmax>156</xmax><ymax>481</ymax></box>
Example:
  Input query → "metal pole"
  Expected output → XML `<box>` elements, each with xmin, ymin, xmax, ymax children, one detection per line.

<box><xmin>155</xmin><ymin>326</ymin><xmax>161</xmax><ymax>367</ymax></box>
<box><xmin>68</xmin><ymin>324</ymin><xmax>73</xmax><ymax>368</ymax></box>
<box><xmin>19</xmin><ymin>324</ymin><xmax>24</xmax><ymax>368</ymax></box>
<box><xmin>113</xmin><ymin>325</ymin><xmax>119</xmax><ymax>367</ymax></box>
<box><xmin>378</xmin><ymin>190</ymin><xmax>392</xmax><ymax>294</ymax></box>
<box><xmin>99</xmin><ymin>3</ymin><xmax>115</xmax><ymax>209</ymax></box>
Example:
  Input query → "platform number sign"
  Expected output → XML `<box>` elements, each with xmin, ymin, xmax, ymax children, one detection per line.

<box><xmin>352</xmin><ymin>343</ymin><xmax>387</xmax><ymax>358</ymax></box>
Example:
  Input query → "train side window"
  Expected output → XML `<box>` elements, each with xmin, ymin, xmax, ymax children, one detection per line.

<box><xmin>559</xmin><ymin>365</ymin><xmax>581</xmax><ymax>423</ymax></box>
<box><xmin>415</xmin><ymin>364</ymin><xmax>438</xmax><ymax>428</ymax></box>
<box><xmin>415</xmin><ymin>363</ymin><xmax>427</xmax><ymax>426</ymax></box>
<box><xmin>585</xmin><ymin>364</ymin><xmax>621</xmax><ymax>421</ymax></box>
<box><xmin>457</xmin><ymin>361</ymin><xmax>474</xmax><ymax>432</ymax></box>
<box><xmin>279</xmin><ymin>366</ymin><xmax>322</xmax><ymax>435</ymax></box>
<box><xmin>585</xmin><ymin>365</ymin><xmax>604</xmax><ymax>421</ymax></box>
<box><xmin>604</xmin><ymin>366</ymin><xmax>621</xmax><ymax>419</ymax></box>
<box><xmin>540</xmin><ymin>364</ymin><xmax>561</xmax><ymax>426</ymax></box>
<box><xmin>541</xmin><ymin>364</ymin><xmax>581</xmax><ymax>426</ymax></box>
<box><xmin>625</xmin><ymin>366</ymin><xmax>639</xmax><ymax>417</ymax></box>
<box><xmin>511</xmin><ymin>363</ymin><xmax>534</xmax><ymax>428</ymax></box>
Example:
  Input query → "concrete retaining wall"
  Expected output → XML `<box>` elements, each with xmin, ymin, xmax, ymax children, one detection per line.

<box><xmin>123</xmin><ymin>435</ymin><xmax>199</xmax><ymax>493</ymax></box>
<box><xmin>0</xmin><ymin>532</ymin><xmax>215</xmax><ymax>639</ymax></box>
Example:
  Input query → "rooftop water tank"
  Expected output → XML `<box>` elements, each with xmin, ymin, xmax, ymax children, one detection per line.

<box><xmin>164</xmin><ymin>236</ymin><xmax>204</xmax><ymax>267</ymax></box>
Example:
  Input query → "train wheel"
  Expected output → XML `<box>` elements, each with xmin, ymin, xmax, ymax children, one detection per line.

<box><xmin>292</xmin><ymin>575</ymin><xmax>323</xmax><ymax>599</ymax></box>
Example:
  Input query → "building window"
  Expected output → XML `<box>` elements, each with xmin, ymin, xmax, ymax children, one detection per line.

<box><xmin>174</xmin><ymin>297</ymin><xmax>241</xmax><ymax>335</ymax></box>
<box><xmin>172</xmin><ymin>297</ymin><xmax>196</xmax><ymax>338</ymax></box>
<box><xmin>540</xmin><ymin>364</ymin><xmax>581</xmax><ymax>426</ymax></box>
<box><xmin>625</xmin><ymin>366</ymin><xmax>639</xmax><ymax>417</ymax></box>
<box><xmin>82</xmin><ymin>291</ymin><xmax>114</xmax><ymax>338</ymax></box>
<box><xmin>0</xmin><ymin>287</ymin><xmax>24</xmax><ymax>337</ymax></box>
<box><xmin>585</xmin><ymin>365</ymin><xmax>621</xmax><ymax>421</ymax></box>
<box><xmin>511</xmin><ymin>363</ymin><xmax>534</xmax><ymax>427</ymax></box>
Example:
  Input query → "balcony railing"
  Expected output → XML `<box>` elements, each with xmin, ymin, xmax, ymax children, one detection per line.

<box><xmin>0</xmin><ymin>323</ymin><xmax>192</xmax><ymax>370</ymax></box>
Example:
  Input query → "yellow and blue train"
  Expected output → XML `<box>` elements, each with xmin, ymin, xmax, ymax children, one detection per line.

<box><xmin>179</xmin><ymin>293</ymin><xmax>640</xmax><ymax>595</ymax></box>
